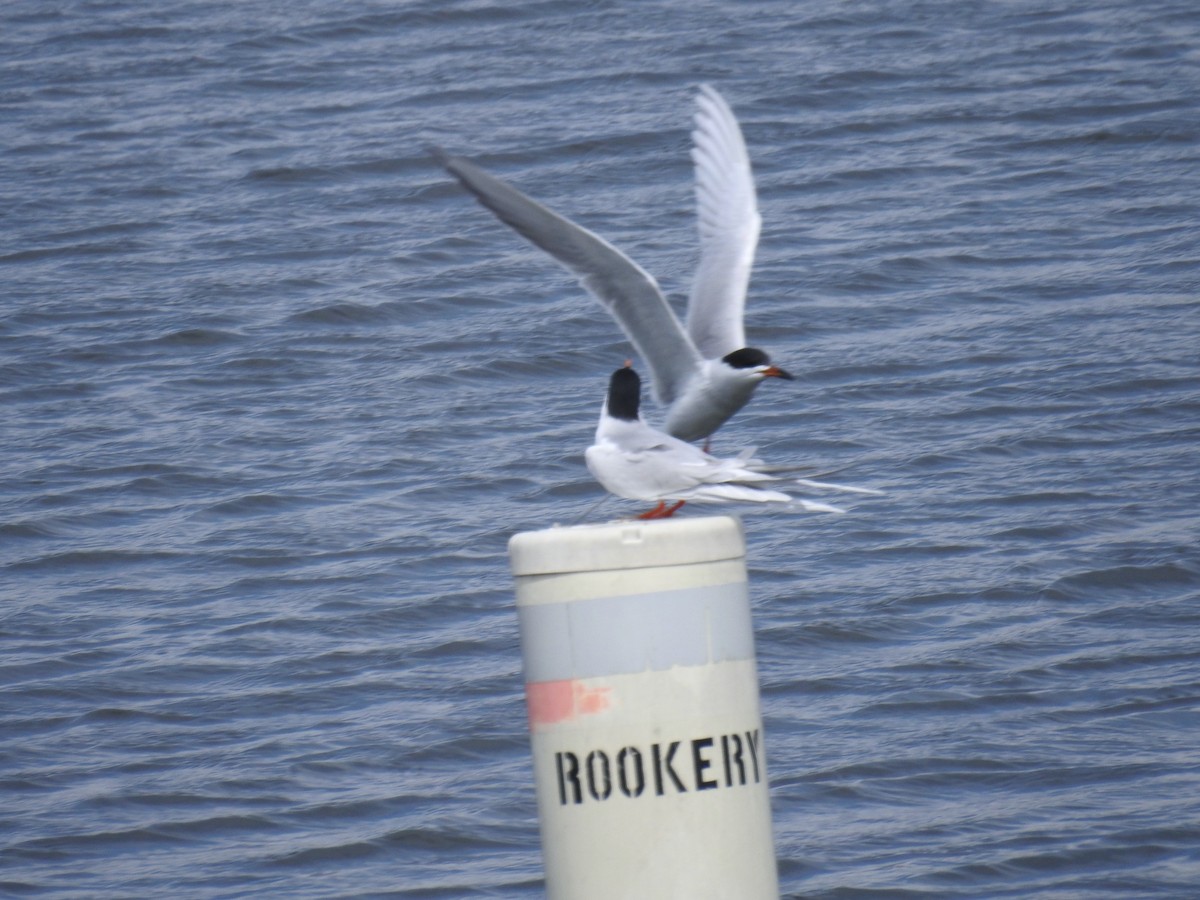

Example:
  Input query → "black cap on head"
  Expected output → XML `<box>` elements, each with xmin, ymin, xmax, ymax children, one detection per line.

<box><xmin>607</xmin><ymin>364</ymin><xmax>641</xmax><ymax>421</ymax></box>
<box><xmin>722</xmin><ymin>347</ymin><xmax>793</xmax><ymax>379</ymax></box>
<box><xmin>722</xmin><ymin>347</ymin><xmax>770</xmax><ymax>369</ymax></box>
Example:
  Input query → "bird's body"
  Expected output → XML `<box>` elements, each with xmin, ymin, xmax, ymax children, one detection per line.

<box><xmin>662</xmin><ymin>349</ymin><xmax>780</xmax><ymax>443</ymax></box>
<box><xmin>585</xmin><ymin>405</ymin><xmax>793</xmax><ymax>508</ymax></box>
<box><xmin>434</xmin><ymin>84</ymin><xmax>790</xmax><ymax>443</ymax></box>
<box><xmin>585</xmin><ymin>364</ymin><xmax>857</xmax><ymax>518</ymax></box>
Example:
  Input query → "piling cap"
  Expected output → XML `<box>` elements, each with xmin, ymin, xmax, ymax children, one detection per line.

<box><xmin>508</xmin><ymin>515</ymin><xmax>745</xmax><ymax>577</ymax></box>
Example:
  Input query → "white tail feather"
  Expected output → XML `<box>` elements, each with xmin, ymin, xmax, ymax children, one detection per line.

<box><xmin>791</xmin><ymin>478</ymin><xmax>885</xmax><ymax>496</ymax></box>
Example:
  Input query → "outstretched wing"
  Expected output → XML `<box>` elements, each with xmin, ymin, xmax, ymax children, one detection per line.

<box><xmin>433</xmin><ymin>148</ymin><xmax>702</xmax><ymax>406</ymax></box>
<box><xmin>686</xmin><ymin>84</ymin><xmax>761</xmax><ymax>359</ymax></box>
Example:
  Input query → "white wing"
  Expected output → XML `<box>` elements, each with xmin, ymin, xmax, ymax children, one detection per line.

<box><xmin>686</xmin><ymin>84</ymin><xmax>761</xmax><ymax>359</ymax></box>
<box><xmin>434</xmin><ymin>149</ymin><xmax>702</xmax><ymax>406</ymax></box>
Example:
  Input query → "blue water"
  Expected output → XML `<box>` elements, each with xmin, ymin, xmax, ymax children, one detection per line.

<box><xmin>3</xmin><ymin>0</ymin><xmax>1199</xmax><ymax>896</ymax></box>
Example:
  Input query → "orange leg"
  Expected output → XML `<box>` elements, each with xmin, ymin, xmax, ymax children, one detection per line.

<box><xmin>636</xmin><ymin>501</ymin><xmax>666</xmax><ymax>519</ymax></box>
<box><xmin>637</xmin><ymin>500</ymin><xmax>686</xmax><ymax>520</ymax></box>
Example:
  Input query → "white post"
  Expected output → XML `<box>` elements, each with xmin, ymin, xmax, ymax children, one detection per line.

<box><xmin>508</xmin><ymin>515</ymin><xmax>779</xmax><ymax>900</ymax></box>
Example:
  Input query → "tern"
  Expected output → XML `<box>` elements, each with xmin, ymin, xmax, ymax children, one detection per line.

<box><xmin>433</xmin><ymin>84</ymin><xmax>791</xmax><ymax>444</ymax></box>
<box><xmin>585</xmin><ymin>363</ymin><xmax>876</xmax><ymax>519</ymax></box>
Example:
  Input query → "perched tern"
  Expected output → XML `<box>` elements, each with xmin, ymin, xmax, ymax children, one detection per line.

<box><xmin>585</xmin><ymin>363</ymin><xmax>876</xmax><ymax>519</ymax></box>
<box><xmin>433</xmin><ymin>84</ymin><xmax>791</xmax><ymax>444</ymax></box>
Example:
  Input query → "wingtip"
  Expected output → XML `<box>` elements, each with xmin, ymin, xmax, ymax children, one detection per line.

<box><xmin>694</xmin><ymin>82</ymin><xmax>733</xmax><ymax>116</ymax></box>
<box><xmin>426</xmin><ymin>144</ymin><xmax>455</xmax><ymax>169</ymax></box>
<box><xmin>428</xmin><ymin>146</ymin><xmax>482</xmax><ymax>191</ymax></box>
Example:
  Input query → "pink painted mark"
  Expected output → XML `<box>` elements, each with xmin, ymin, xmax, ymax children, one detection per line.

<box><xmin>525</xmin><ymin>679</ymin><xmax>613</xmax><ymax>729</ymax></box>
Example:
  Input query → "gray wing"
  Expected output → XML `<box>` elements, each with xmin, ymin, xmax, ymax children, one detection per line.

<box><xmin>686</xmin><ymin>84</ymin><xmax>761</xmax><ymax>358</ymax></box>
<box><xmin>433</xmin><ymin>148</ymin><xmax>702</xmax><ymax>407</ymax></box>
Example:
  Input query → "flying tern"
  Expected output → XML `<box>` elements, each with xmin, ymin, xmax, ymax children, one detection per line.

<box><xmin>433</xmin><ymin>84</ymin><xmax>791</xmax><ymax>443</ymax></box>
<box><xmin>585</xmin><ymin>363</ymin><xmax>879</xmax><ymax>519</ymax></box>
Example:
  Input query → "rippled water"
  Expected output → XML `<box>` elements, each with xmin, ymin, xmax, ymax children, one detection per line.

<box><xmin>3</xmin><ymin>0</ymin><xmax>1199</xmax><ymax>896</ymax></box>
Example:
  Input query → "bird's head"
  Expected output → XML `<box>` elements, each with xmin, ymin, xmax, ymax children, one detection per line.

<box><xmin>721</xmin><ymin>347</ymin><xmax>793</xmax><ymax>381</ymax></box>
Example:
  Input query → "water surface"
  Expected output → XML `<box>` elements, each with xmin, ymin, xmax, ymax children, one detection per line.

<box><xmin>3</xmin><ymin>0</ymin><xmax>1199</xmax><ymax>896</ymax></box>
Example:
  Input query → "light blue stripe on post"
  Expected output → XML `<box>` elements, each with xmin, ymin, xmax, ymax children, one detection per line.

<box><xmin>518</xmin><ymin>581</ymin><xmax>753</xmax><ymax>683</ymax></box>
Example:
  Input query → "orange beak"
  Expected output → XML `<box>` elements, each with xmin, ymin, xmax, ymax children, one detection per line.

<box><xmin>763</xmin><ymin>365</ymin><xmax>794</xmax><ymax>380</ymax></box>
